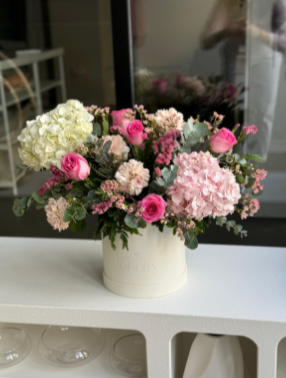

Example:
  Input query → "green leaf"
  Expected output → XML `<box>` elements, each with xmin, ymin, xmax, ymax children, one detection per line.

<box><xmin>237</xmin><ymin>175</ymin><xmax>246</xmax><ymax>184</ymax></box>
<box><xmin>103</xmin><ymin>140</ymin><xmax>112</xmax><ymax>155</ymax></box>
<box><xmin>32</xmin><ymin>191</ymin><xmax>46</xmax><ymax>205</ymax></box>
<box><xmin>102</xmin><ymin>116</ymin><xmax>109</xmax><ymax>135</ymax></box>
<box><xmin>74</xmin><ymin>206</ymin><xmax>86</xmax><ymax>221</ymax></box>
<box><xmin>95</xmin><ymin>155</ymin><xmax>105</xmax><ymax>164</ymax></box>
<box><xmin>234</xmin><ymin>224</ymin><xmax>243</xmax><ymax>235</ymax></box>
<box><xmin>93</xmin><ymin>122</ymin><xmax>102</xmax><ymax>137</ymax></box>
<box><xmin>185</xmin><ymin>236</ymin><xmax>198</xmax><ymax>250</ymax></box>
<box><xmin>244</xmin><ymin>154</ymin><xmax>265</xmax><ymax>163</ymax></box>
<box><xmin>183</xmin><ymin>122</ymin><xmax>192</xmax><ymax>138</ymax></box>
<box><xmin>194</xmin><ymin>122</ymin><xmax>209</xmax><ymax>138</ymax></box>
<box><xmin>156</xmin><ymin>177</ymin><xmax>165</xmax><ymax>187</ymax></box>
<box><xmin>239</xmin><ymin>159</ymin><xmax>247</xmax><ymax>165</ymax></box>
<box><xmin>63</xmin><ymin>203</ymin><xmax>86</xmax><ymax>222</ymax></box>
<box><xmin>148</xmin><ymin>181</ymin><xmax>165</xmax><ymax>195</ymax></box>
<box><xmin>13</xmin><ymin>199</ymin><xmax>26</xmax><ymax>217</ymax></box>
<box><xmin>228</xmin><ymin>220</ymin><xmax>236</xmax><ymax>227</ymax></box>
<box><xmin>124</xmin><ymin>213</ymin><xmax>139</xmax><ymax>229</ymax></box>
<box><xmin>70</xmin><ymin>218</ymin><xmax>86</xmax><ymax>232</ymax></box>
<box><xmin>161</xmin><ymin>167</ymin><xmax>171</xmax><ymax>181</ymax></box>
<box><xmin>137</xmin><ymin>218</ymin><xmax>147</xmax><ymax>229</ymax></box>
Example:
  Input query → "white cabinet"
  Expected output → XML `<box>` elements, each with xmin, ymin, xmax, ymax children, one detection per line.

<box><xmin>0</xmin><ymin>49</ymin><xmax>66</xmax><ymax>195</ymax></box>
<box><xmin>0</xmin><ymin>237</ymin><xmax>285</xmax><ymax>377</ymax></box>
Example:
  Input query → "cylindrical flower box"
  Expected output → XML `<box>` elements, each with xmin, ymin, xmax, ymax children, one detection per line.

<box><xmin>102</xmin><ymin>225</ymin><xmax>187</xmax><ymax>298</ymax></box>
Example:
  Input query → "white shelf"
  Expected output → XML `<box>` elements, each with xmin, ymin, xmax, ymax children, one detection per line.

<box><xmin>0</xmin><ymin>325</ymin><xmax>140</xmax><ymax>378</ymax></box>
<box><xmin>0</xmin><ymin>80</ymin><xmax>62</xmax><ymax>109</ymax></box>
<box><xmin>0</xmin><ymin>237</ymin><xmax>285</xmax><ymax>378</ymax></box>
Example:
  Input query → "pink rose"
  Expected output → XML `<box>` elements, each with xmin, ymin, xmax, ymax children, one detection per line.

<box><xmin>61</xmin><ymin>153</ymin><xmax>90</xmax><ymax>181</ymax></box>
<box><xmin>126</xmin><ymin>120</ymin><xmax>148</xmax><ymax>146</ymax></box>
<box><xmin>243</xmin><ymin>125</ymin><xmax>258</xmax><ymax>135</ymax></box>
<box><xmin>138</xmin><ymin>194</ymin><xmax>167</xmax><ymax>224</ymax></box>
<box><xmin>224</xmin><ymin>83</ymin><xmax>238</xmax><ymax>100</ymax></box>
<box><xmin>111</xmin><ymin>109</ymin><xmax>133</xmax><ymax>130</ymax></box>
<box><xmin>153</xmin><ymin>79</ymin><xmax>168</xmax><ymax>94</ymax></box>
<box><xmin>209</xmin><ymin>127</ymin><xmax>237</xmax><ymax>153</ymax></box>
<box><xmin>176</xmin><ymin>74</ymin><xmax>186</xmax><ymax>87</ymax></box>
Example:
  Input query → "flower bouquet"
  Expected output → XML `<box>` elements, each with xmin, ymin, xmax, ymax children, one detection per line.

<box><xmin>13</xmin><ymin>100</ymin><xmax>266</xmax><ymax>297</ymax></box>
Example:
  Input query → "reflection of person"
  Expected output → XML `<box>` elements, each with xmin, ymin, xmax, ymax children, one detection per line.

<box><xmin>200</xmin><ymin>0</ymin><xmax>286</xmax><ymax>159</ymax></box>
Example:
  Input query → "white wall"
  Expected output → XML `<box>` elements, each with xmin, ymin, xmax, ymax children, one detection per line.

<box><xmin>134</xmin><ymin>0</ymin><xmax>222</xmax><ymax>78</ymax></box>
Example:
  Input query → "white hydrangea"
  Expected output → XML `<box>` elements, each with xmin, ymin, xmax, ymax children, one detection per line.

<box><xmin>18</xmin><ymin>99</ymin><xmax>93</xmax><ymax>170</ymax></box>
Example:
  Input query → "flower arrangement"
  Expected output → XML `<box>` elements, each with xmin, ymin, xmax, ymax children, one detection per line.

<box><xmin>13</xmin><ymin>99</ymin><xmax>266</xmax><ymax>250</ymax></box>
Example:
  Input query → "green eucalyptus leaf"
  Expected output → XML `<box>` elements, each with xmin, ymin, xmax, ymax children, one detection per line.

<box><xmin>13</xmin><ymin>199</ymin><xmax>26</xmax><ymax>217</ymax></box>
<box><xmin>32</xmin><ymin>191</ymin><xmax>46</xmax><ymax>205</ymax></box>
<box><xmin>185</xmin><ymin>236</ymin><xmax>198</xmax><ymax>250</ymax></box>
<box><xmin>124</xmin><ymin>213</ymin><xmax>139</xmax><ymax>229</ymax></box>
<box><xmin>183</xmin><ymin>122</ymin><xmax>191</xmax><ymax>138</ymax></box>
<box><xmin>102</xmin><ymin>116</ymin><xmax>109</xmax><ymax>135</ymax></box>
<box><xmin>103</xmin><ymin>140</ymin><xmax>112</xmax><ymax>155</ymax></box>
<box><xmin>156</xmin><ymin>177</ymin><xmax>165</xmax><ymax>187</ymax></box>
<box><xmin>194</xmin><ymin>122</ymin><xmax>209</xmax><ymax>138</ymax></box>
<box><xmin>244</xmin><ymin>154</ymin><xmax>265</xmax><ymax>162</ymax></box>
<box><xmin>161</xmin><ymin>167</ymin><xmax>171</xmax><ymax>181</ymax></box>
<box><xmin>93</xmin><ymin>122</ymin><xmax>102</xmax><ymax>136</ymax></box>
<box><xmin>70</xmin><ymin>218</ymin><xmax>86</xmax><ymax>232</ymax></box>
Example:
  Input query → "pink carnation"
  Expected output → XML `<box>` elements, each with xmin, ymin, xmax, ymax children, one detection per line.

<box><xmin>167</xmin><ymin>152</ymin><xmax>241</xmax><ymax>220</ymax></box>
<box><xmin>243</xmin><ymin>125</ymin><xmax>258</xmax><ymax>135</ymax></box>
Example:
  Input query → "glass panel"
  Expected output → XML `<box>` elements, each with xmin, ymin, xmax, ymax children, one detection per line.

<box><xmin>132</xmin><ymin>0</ymin><xmax>286</xmax><ymax>229</ymax></box>
<box><xmin>0</xmin><ymin>0</ymin><xmax>115</xmax><ymax>237</ymax></box>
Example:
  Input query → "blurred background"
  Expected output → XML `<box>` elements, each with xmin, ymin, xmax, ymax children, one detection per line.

<box><xmin>0</xmin><ymin>0</ymin><xmax>285</xmax><ymax>246</ymax></box>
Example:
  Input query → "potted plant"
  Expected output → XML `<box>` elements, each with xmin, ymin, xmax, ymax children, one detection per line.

<box><xmin>13</xmin><ymin>100</ymin><xmax>266</xmax><ymax>298</ymax></box>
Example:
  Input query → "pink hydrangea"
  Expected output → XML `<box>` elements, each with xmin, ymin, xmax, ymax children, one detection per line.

<box><xmin>167</xmin><ymin>151</ymin><xmax>241</xmax><ymax>220</ymax></box>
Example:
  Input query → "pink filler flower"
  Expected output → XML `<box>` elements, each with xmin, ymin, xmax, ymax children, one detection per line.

<box><xmin>243</xmin><ymin>125</ymin><xmax>258</xmax><ymax>135</ymax></box>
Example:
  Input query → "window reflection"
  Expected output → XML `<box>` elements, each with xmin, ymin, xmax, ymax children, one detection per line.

<box><xmin>132</xmin><ymin>0</ymin><xmax>286</xmax><ymax>218</ymax></box>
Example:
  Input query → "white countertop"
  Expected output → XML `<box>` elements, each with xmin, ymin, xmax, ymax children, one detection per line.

<box><xmin>0</xmin><ymin>237</ymin><xmax>285</xmax><ymax>325</ymax></box>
